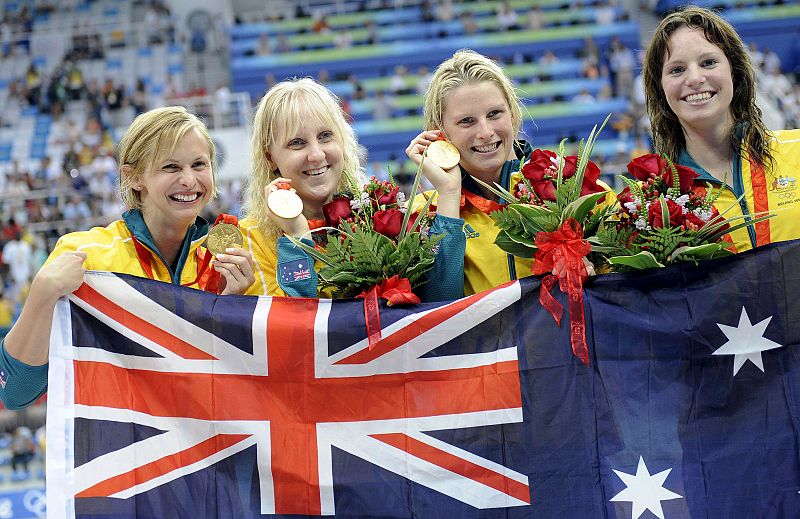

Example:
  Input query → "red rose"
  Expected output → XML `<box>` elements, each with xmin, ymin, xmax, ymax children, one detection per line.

<box><xmin>522</xmin><ymin>150</ymin><xmax>602</xmax><ymax>200</ymax></box>
<box><xmin>578</xmin><ymin>161</ymin><xmax>605</xmax><ymax>196</ymax></box>
<box><xmin>521</xmin><ymin>149</ymin><xmax>559</xmax><ymax>180</ymax></box>
<box><xmin>617</xmin><ymin>187</ymin><xmax>634</xmax><ymax>207</ymax></box>
<box><xmin>322</xmin><ymin>196</ymin><xmax>352</xmax><ymax>228</ymax></box>
<box><xmin>648</xmin><ymin>198</ymin><xmax>684</xmax><ymax>229</ymax></box>
<box><xmin>664</xmin><ymin>163</ymin><xmax>698</xmax><ymax>193</ymax></box>
<box><xmin>373</xmin><ymin>208</ymin><xmax>404</xmax><ymax>238</ymax></box>
<box><xmin>628</xmin><ymin>154</ymin><xmax>698</xmax><ymax>192</ymax></box>
<box><xmin>367</xmin><ymin>181</ymin><xmax>400</xmax><ymax>207</ymax></box>
<box><xmin>628</xmin><ymin>154</ymin><xmax>665</xmax><ymax>182</ymax></box>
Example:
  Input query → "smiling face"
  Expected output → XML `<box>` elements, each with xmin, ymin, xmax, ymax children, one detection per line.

<box><xmin>267</xmin><ymin>113</ymin><xmax>344</xmax><ymax>218</ymax></box>
<box><xmin>135</xmin><ymin>128</ymin><xmax>213</xmax><ymax>233</ymax></box>
<box><xmin>660</xmin><ymin>26</ymin><xmax>734</xmax><ymax>135</ymax></box>
<box><xmin>440</xmin><ymin>81</ymin><xmax>515</xmax><ymax>184</ymax></box>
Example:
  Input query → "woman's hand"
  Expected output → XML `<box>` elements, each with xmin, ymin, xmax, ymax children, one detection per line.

<box><xmin>264</xmin><ymin>178</ymin><xmax>310</xmax><ymax>237</ymax></box>
<box><xmin>31</xmin><ymin>251</ymin><xmax>87</xmax><ymax>301</ymax></box>
<box><xmin>405</xmin><ymin>130</ymin><xmax>462</xmax><ymax>218</ymax></box>
<box><xmin>213</xmin><ymin>248</ymin><xmax>256</xmax><ymax>295</ymax></box>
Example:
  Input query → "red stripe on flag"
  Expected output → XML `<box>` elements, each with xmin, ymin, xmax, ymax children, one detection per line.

<box><xmin>371</xmin><ymin>432</ymin><xmax>531</xmax><ymax>504</ymax></box>
<box><xmin>73</xmin><ymin>360</ymin><xmax>523</xmax><ymax>422</ymax></box>
<box><xmin>335</xmin><ymin>282</ymin><xmax>515</xmax><ymax>365</ymax></box>
<box><xmin>266</xmin><ymin>297</ymin><xmax>322</xmax><ymax>515</ymax></box>
<box><xmin>76</xmin><ymin>434</ymin><xmax>248</xmax><ymax>498</ymax></box>
<box><xmin>74</xmin><ymin>283</ymin><xmax>217</xmax><ymax>361</ymax></box>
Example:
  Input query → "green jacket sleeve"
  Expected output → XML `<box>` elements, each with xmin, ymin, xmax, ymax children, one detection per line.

<box><xmin>419</xmin><ymin>215</ymin><xmax>466</xmax><ymax>302</ymax></box>
<box><xmin>0</xmin><ymin>338</ymin><xmax>49</xmax><ymax>410</ymax></box>
<box><xmin>276</xmin><ymin>236</ymin><xmax>320</xmax><ymax>298</ymax></box>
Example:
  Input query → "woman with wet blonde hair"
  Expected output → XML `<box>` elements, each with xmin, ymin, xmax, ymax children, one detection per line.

<box><xmin>405</xmin><ymin>49</ymin><xmax>534</xmax><ymax>296</ymax></box>
<box><xmin>241</xmin><ymin>77</ymin><xmax>464</xmax><ymax>300</ymax></box>
<box><xmin>642</xmin><ymin>6</ymin><xmax>800</xmax><ymax>252</ymax></box>
<box><xmin>0</xmin><ymin>106</ymin><xmax>255</xmax><ymax>410</ymax></box>
<box><xmin>240</xmin><ymin>78</ymin><xmax>366</xmax><ymax>296</ymax></box>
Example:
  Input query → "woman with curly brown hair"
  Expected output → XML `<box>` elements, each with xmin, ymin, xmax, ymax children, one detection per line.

<box><xmin>642</xmin><ymin>6</ymin><xmax>800</xmax><ymax>252</ymax></box>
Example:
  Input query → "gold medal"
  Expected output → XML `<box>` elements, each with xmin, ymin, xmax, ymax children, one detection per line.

<box><xmin>426</xmin><ymin>140</ymin><xmax>461</xmax><ymax>170</ymax></box>
<box><xmin>268</xmin><ymin>188</ymin><xmax>304</xmax><ymax>219</ymax></box>
<box><xmin>206</xmin><ymin>223</ymin><xmax>243</xmax><ymax>256</ymax></box>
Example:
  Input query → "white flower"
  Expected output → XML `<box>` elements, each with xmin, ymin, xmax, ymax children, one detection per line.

<box><xmin>624</xmin><ymin>201</ymin><xmax>639</xmax><ymax>214</ymax></box>
<box><xmin>635</xmin><ymin>218</ymin><xmax>647</xmax><ymax>230</ymax></box>
<box><xmin>674</xmin><ymin>194</ymin><xmax>690</xmax><ymax>207</ymax></box>
<box><xmin>693</xmin><ymin>207</ymin><xmax>713</xmax><ymax>223</ymax></box>
<box><xmin>396</xmin><ymin>191</ymin><xmax>406</xmax><ymax>205</ymax></box>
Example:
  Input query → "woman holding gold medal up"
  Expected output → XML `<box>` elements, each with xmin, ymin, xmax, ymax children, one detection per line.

<box><xmin>240</xmin><ymin>77</ymin><xmax>464</xmax><ymax>301</ymax></box>
<box><xmin>0</xmin><ymin>106</ymin><xmax>255</xmax><ymax>410</ymax></box>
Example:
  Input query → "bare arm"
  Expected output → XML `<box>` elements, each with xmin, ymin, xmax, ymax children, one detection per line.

<box><xmin>4</xmin><ymin>251</ymin><xmax>87</xmax><ymax>365</ymax></box>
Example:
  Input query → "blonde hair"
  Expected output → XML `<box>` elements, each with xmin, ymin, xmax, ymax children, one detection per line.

<box><xmin>117</xmin><ymin>106</ymin><xmax>216</xmax><ymax>209</ymax></box>
<box><xmin>423</xmin><ymin>49</ymin><xmax>523</xmax><ymax>139</ymax></box>
<box><xmin>243</xmin><ymin>77</ymin><xmax>366</xmax><ymax>235</ymax></box>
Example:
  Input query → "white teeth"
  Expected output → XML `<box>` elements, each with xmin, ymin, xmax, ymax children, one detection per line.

<box><xmin>474</xmin><ymin>143</ymin><xmax>499</xmax><ymax>153</ymax></box>
<box><xmin>304</xmin><ymin>166</ymin><xmax>327</xmax><ymax>176</ymax></box>
<box><xmin>170</xmin><ymin>193</ymin><xmax>199</xmax><ymax>202</ymax></box>
<box><xmin>684</xmin><ymin>92</ymin><xmax>713</xmax><ymax>102</ymax></box>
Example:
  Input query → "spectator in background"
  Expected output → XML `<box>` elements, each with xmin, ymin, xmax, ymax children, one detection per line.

<box><xmin>594</xmin><ymin>1</ymin><xmax>616</xmax><ymax>25</ymax></box>
<box><xmin>276</xmin><ymin>33</ymin><xmax>290</xmax><ymax>53</ymax></box>
<box><xmin>746</xmin><ymin>41</ymin><xmax>763</xmax><ymax>70</ymax></box>
<box><xmin>573</xmin><ymin>88</ymin><xmax>595</xmax><ymax>103</ymax></box>
<box><xmin>256</xmin><ymin>33</ymin><xmax>272</xmax><ymax>56</ymax></box>
<box><xmin>101</xmin><ymin>79</ymin><xmax>126</xmax><ymax>128</ymax></box>
<box><xmin>761</xmin><ymin>47</ymin><xmax>781</xmax><ymax>75</ymax></box>
<box><xmin>496</xmin><ymin>1</ymin><xmax>519</xmax><ymax>31</ymax></box>
<box><xmin>389</xmin><ymin>65</ymin><xmax>411</xmax><ymax>95</ymax></box>
<box><xmin>2</xmin><ymin>230</ymin><xmax>32</xmax><ymax>302</ymax></box>
<box><xmin>577</xmin><ymin>36</ymin><xmax>600</xmax><ymax>67</ymax></box>
<box><xmin>365</xmin><ymin>20</ymin><xmax>378</xmax><ymax>45</ymax></box>
<box><xmin>333</xmin><ymin>29</ymin><xmax>353</xmax><ymax>49</ymax></box>
<box><xmin>10</xmin><ymin>427</ymin><xmax>35</xmax><ymax>473</ymax></box>
<box><xmin>372</xmin><ymin>90</ymin><xmax>395</xmax><ymax>120</ymax></box>
<box><xmin>130</xmin><ymin>78</ymin><xmax>149</xmax><ymax>116</ymax></box>
<box><xmin>526</xmin><ymin>5</ymin><xmax>544</xmax><ymax>31</ymax></box>
<box><xmin>312</xmin><ymin>14</ymin><xmax>330</xmax><ymax>33</ymax></box>
<box><xmin>608</xmin><ymin>36</ymin><xmax>635</xmax><ymax>99</ymax></box>
<box><xmin>460</xmin><ymin>11</ymin><xmax>479</xmax><ymax>35</ymax></box>
<box><xmin>416</xmin><ymin>65</ymin><xmax>433</xmax><ymax>96</ymax></box>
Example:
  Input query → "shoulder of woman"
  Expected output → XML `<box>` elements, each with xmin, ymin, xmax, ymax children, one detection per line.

<box><xmin>44</xmin><ymin>220</ymin><xmax>129</xmax><ymax>267</ymax></box>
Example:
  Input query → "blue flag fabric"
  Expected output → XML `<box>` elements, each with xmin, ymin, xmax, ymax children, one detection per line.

<box><xmin>46</xmin><ymin>240</ymin><xmax>800</xmax><ymax>519</ymax></box>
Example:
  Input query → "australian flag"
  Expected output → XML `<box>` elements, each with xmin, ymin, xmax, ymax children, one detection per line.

<box><xmin>46</xmin><ymin>241</ymin><xmax>800</xmax><ymax>518</ymax></box>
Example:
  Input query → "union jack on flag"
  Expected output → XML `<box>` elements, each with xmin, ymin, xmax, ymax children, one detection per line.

<box><xmin>293</xmin><ymin>268</ymin><xmax>311</xmax><ymax>281</ymax></box>
<box><xmin>47</xmin><ymin>272</ymin><xmax>531</xmax><ymax>518</ymax></box>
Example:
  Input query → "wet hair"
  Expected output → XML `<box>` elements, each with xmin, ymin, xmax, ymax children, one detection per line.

<box><xmin>642</xmin><ymin>6</ymin><xmax>773</xmax><ymax>171</ymax></box>
<box><xmin>423</xmin><ymin>49</ymin><xmax>523</xmax><ymax>140</ymax></box>
<box><xmin>118</xmin><ymin>106</ymin><xmax>216</xmax><ymax>208</ymax></box>
<box><xmin>243</xmin><ymin>78</ymin><xmax>365</xmax><ymax>235</ymax></box>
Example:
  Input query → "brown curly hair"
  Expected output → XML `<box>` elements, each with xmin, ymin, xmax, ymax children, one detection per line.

<box><xmin>642</xmin><ymin>6</ymin><xmax>773</xmax><ymax>172</ymax></box>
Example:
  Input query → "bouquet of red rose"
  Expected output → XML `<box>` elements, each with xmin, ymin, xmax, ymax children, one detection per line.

<box><xmin>287</xmin><ymin>172</ymin><xmax>441</xmax><ymax>302</ymax></box>
<box><xmin>589</xmin><ymin>153</ymin><xmax>771</xmax><ymax>270</ymax></box>
<box><xmin>474</xmin><ymin>119</ymin><xmax>612</xmax><ymax>365</ymax></box>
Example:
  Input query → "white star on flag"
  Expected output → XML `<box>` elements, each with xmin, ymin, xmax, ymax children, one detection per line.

<box><xmin>610</xmin><ymin>456</ymin><xmax>682</xmax><ymax>519</ymax></box>
<box><xmin>713</xmin><ymin>307</ymin><xmax>782</xmax><ymax>376</ymax></box>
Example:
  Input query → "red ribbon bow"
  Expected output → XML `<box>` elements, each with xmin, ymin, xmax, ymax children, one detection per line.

<box><xmin>531</xmin><ymin>218</ymin><xmax>592</xmax><ymax>365</ymax></box>
<box><xmin>358</xmin><ymin>276</ymin><xmax>421</xmax><ymax>349</ymax></box>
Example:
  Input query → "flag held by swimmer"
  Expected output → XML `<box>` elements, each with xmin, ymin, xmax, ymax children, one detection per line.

<box><xmin>47</xmin><ymin>240</ymin><xmax>800</xmax><ymax>518</ymax></box>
